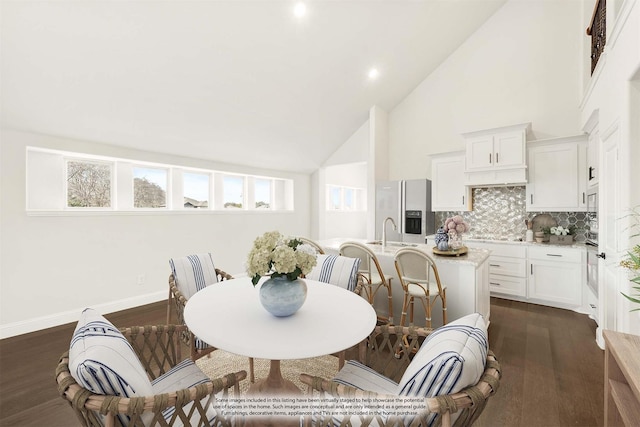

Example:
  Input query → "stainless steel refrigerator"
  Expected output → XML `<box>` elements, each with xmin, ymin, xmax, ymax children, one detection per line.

<box><xmin>375</xmin><ymin>179</ymin><xmax>436</xmax><ymax>244</ymax></box>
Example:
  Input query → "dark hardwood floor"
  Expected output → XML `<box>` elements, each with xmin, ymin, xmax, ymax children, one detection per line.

<box><xmin>475</xmin><ymin>298</ymin><xmax>603</xmax><ymax>427</ymax></box>
<box><xmin>0</xmin><ymin>298</ymin><xmax>604</xmax><ymax>426</ymax></box>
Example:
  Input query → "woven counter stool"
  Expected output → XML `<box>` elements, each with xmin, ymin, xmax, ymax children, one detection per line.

<box><xmin>297</xmin><ymin>237</ymin><xmax>325</xmax><ymax>254</ymax></box>
<box><xmin>394</xmin><ymin>247</ymin><xmax>447</xmax><ymax>329</ymax></box>
<box><xmin>339</xmin><ymin>241</ymin><xmax>395</xmax><ymax>324</ymax></box>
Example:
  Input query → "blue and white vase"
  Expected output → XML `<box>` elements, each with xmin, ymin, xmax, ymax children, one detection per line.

<box><xmin>435</xmin><ymin>227</ymin><xmax>449</xmax><ymax>248</ymax></box>
<box><xmin>259</xmin><ymin>276</ymin><xmax>307</xmax><ymax>317</ymax></box>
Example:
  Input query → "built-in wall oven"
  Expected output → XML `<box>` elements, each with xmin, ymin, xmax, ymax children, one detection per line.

<box><xmin>586</xmin><ymin>188</ymin><xmax>598</xmax><ymax>247</ymax></box>
<box><xmin>586</xmin><ymin>187</ymin><xmax>599</xmax><ymax>305</ymax></box>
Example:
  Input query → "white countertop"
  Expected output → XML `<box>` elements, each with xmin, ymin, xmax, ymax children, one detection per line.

<box><xmin>429</xmin><ymin>235</ymin><xmax>588</xmax><ymax>250</ymax></box>
<box><xmin>317</xmin><ymin>238</ymin><xmax>491</xmax><ymax>267</ymax></box>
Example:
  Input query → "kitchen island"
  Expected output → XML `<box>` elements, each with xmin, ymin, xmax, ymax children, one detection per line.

<box><xmin>318</xmin><ymin>238</ymin><xmax>491</xmax><ymax>328</ymax></box>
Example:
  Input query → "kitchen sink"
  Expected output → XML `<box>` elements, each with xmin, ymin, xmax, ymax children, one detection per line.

<box><xmin>366</xmin><ymin>241</ymin><xmax>418</xmax><ymax>247</ymax></box>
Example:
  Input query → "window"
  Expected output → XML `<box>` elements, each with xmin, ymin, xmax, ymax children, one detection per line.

<box><xmin>343</xmin><ymin>188</ymin><xmax>354</xmax><ymax>210</ymax></box>
<box><xmin>183</xmin><ymin>172</ymin><xmax>209</xmax><ymax>208</ymax></box>
<box><xmin>328</xmin><ymin>186</ymin><xmax>342</xmax><ymax>210</ymax></box>
<box><xmin>223</xmin><ymin>175</ymin><xmax>244</xmax><ymax>209</ymax></box>
<box><xmin>26</xmin><ymin>147</ymin><xmax>294</xmax><ymax>213</ymax></box>
<box><xmin>133</xmin><ymin>167</ymin><xmax>167</xmax><ymax>208</ymax></box>
<box><xmin>255</xmin><ymin>178</ymin><xmax>272</xmax><ymax>209</ymax></box>
<box><xmin>66</xmin><ymin>160</ymin><xmax>112</xmax><ymax>208</ymax></box>
<box><xmin>326</xmin><ymin>185</ymin><xmax>364</xmax><ymax>211</ymax></box>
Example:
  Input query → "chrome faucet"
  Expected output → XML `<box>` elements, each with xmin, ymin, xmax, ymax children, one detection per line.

<box><xmin>382</xmin><ymin>217</ymin><xmax>397</xmax><ymax>248</ymax></box>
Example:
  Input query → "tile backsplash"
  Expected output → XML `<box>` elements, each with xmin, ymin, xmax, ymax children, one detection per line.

<box><xmin>435</xmin><ymin>186</ymin><xmax>587</xmax><ymax>242</ymax></box>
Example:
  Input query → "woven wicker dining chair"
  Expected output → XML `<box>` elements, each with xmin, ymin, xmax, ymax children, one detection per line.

<box><xmin>300</xmin><ymin>314</ymin><xmax>501</xmax><ymax>427</ymax></box>
<box><xmin>305</xmin><ymin>253</ymin><xmax>366</xmax><ymax>368</ymax></box>
<box><xmin>56</xmin><ymin>323</ymin><xmax>247</xmax><ymax>427</ymax></box>
<box><xmin>167</xmin><ymin>253</ymin><xmax>255</xmax><ymax>382</ymax></box>
<box><xmin>339</xmin><ymin>241</ymin><xmax>394</xmax><ymax>324</ymax></box>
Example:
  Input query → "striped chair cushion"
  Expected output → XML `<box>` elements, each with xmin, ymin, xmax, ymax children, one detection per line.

<box><xmin>152</xmin><ymin>359</ymin><xmax>218</xmax><ymax>426</ymax></box>
<box><xmin>397</xmin><ymin>312</ymin><xmax>488</xmax><ymax>425</ymax></box>
<box><xmin>169</xmin><ymin>253</ymin><xmax>218</xmax><ymax>299</ymax></box>
<box><xmin>69</xmin><ymin>308</ymin><xmax>154</xmax><ymax>426</ymax></box>
<box><xmin>305</xmin><ymin>254</ymin><xmax>361</xmax><ymax>292</ymax></box>
<box><xmin>316</xmin><ymin>360</ymin><xmax>396</xmax><ymax>426</ymax></box>
<box><xmin>332</xmin><ymin>360</ymin><xmax>399</xmax><ymax>395</ymax></box>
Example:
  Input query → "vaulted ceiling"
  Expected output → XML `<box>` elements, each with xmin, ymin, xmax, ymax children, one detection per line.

<box><xmin>1</xmin><ymin>0</ymin><xmax>506</xmax><ymax>173</ymax></box>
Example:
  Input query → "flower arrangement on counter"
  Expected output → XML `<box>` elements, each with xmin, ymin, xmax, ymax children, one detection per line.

<box><xmin>548</xmin><ymin>225</ymin><xmax>575</xmax><ymax>236</ymax></box>
<box><xmin>541</xmin><ymin>225</ymin><xmax>577</xmax><ymax>244</ymax></box>
<box><xmin>444</xmin><ymin>215</ymin><xmax>470</xmax><ymax>236</ymax></box>
<box><xmin>246</xmin><ymin>231</ymin><xmax>317</xmax><ymax>286</ymax></box>
<box><xmin>434</xmin><ymin>215</ymin><xmax>470</xmax><ymax>250</ymax></box>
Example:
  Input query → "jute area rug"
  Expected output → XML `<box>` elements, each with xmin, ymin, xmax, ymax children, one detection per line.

<box><xmin>196</xmin><ymin>350</ymin><xmax>339</xmax><ymax>395</ymax></box>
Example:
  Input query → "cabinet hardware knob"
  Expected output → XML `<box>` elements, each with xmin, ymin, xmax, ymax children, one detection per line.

<box><xmin>589</xmin><ymin>304</ymin><xmax>596</xmax><ymax>309</ymax></box>
<box><xmin>596</xmin><ymin>252</ymin><xmax>606</xmax><ymax>259</ymax></box>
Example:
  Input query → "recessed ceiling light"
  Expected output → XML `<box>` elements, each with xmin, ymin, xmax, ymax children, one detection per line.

<box><xmin>368</xmin><ymin>68</ymin><xmax>380</xmax><ymax>80</ymax></box>
<box><xmin>293</xmin><ymin>2</ymin><xmax>307</xmax><ymax>18</ymax></box>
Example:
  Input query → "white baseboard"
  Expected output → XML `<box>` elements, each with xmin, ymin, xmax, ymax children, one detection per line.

<box><xmin>0</xmin><ymin>290</ymin><xmax>166</xmax><ymax>339</ymax></box>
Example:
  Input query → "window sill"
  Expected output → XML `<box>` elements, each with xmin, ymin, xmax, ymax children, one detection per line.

<box><xmin>26</xmin><ymin>209</ymin><xmax>294</xmax><ymax>217</ymax></box>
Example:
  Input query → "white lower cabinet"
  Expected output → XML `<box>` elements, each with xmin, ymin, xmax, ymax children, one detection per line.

<box><xmin>467</xmin><ymin>241</ymin><xmax>587</xmax><ymax>312</ymax></box>
<box><xmin>467</xmin><ymin>242</ymin><xmax>527</xmax><ymax>298</ymax></box>
<box><xmin>489</xmin><ymin>274</ymin><xmax>528</xmax><ymax>297</ymax></box>
<box><xmin>528</xmin><ymin>246</ymin><xmax>584</xmax><ymax>310</ymax></box>
<box><xmin>585</xmin><ymin>285</ymin><xmax>599</xmax><ymax>324</ymax></box>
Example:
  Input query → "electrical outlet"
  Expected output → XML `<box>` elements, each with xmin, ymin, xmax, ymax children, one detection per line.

<box><xmin>137</xmin><ymin>274</ymin><xmax>145</xmax><ymax>286</ymax></box>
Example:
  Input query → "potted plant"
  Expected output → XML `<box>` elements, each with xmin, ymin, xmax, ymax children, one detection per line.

<box><xmin>546</xmin><ymin>225</ymin><xmax>576</xmax><ymax>245</ymax></box>
<box><xmin>621</xmin><ymin>206</ymin><xmax>640</xmax><ymax>311</ymax></box>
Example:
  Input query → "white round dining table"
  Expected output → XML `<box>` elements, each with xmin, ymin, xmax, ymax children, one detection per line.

<box><xmin>184</xmin><ymin>277</ymin><xmax>377</xmax><ymax>396</ymax></box>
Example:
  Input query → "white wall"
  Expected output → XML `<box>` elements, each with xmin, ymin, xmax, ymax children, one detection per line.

<box><xmin>323</xmin><ymin>120</ymin><xmax>369</xmax><ymax>167</ymax></box>
<box><xmin>369</xmin><ymin>106</ymin><xmax>389</xmax><ymax>239</ymax></box>
<box><xmin>579</xmin><ymin>0</ymin><xmax>640</xmax><ymax>336</ymax></box>
<box><xmin>0</xmin><ymin>129</ymin><xmax>311</xmax><ymax>337</ymax></box>
<box><xmin>388</xmin><ymin>0</ymin><xmax>584</xmax><ymax>180</ymax></box>
<box><xmin>316</xmin><ymin>120</ymin><xmax>369</xmax><ymax>240</ymax></box>
<box><xmin>323</xmin><ymin>162</ymin><xmax>368</xmax><ymax>239</ymax></box>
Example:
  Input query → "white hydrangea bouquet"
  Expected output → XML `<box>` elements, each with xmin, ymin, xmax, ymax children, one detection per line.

<box><xmin>549</xmin><ymin>225</ymin><xmax>575</xmax><ymax>236</ymax></box>
<box><xmin>246</xmin><ymin>231</ymin><xmax>317</xmax><ymax>286</ymax></box>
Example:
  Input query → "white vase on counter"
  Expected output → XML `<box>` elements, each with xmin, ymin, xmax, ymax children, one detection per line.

<box><xmin>526</xmin><ymin>229</ymin><xmax>534</xmax><ymax>242</ymax></box>
<box><xmin>448</xmin><ymin>232</ymin><xmax>463</xmax><ymax>250</ymax></box>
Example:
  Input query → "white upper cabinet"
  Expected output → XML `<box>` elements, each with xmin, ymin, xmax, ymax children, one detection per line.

<box><xmin>430</xmin><ymin>151</ymin><xmax>471</xmax><ymax>212</ymax></box>
<box><xmin>463</xmin><ymin>122</ymin><xmax>531</xmax><ymax>186</ymax></box>
<box><xmin>526</xmin><ymin>135</ymin><xmax>588</xmax><ymax>212</ymax></box>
